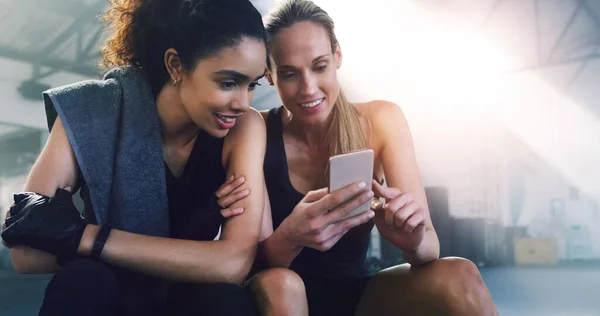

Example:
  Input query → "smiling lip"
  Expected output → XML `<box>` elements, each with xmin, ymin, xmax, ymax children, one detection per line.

<box><xmin>213</xmin><ymin>113</ymin><xmax>239</xmax><ymax>129</ymax></box>
<box><xmin>298</xmin><ymin>98</ymin><xmax>324</xmax><ymax>114</ymax></box>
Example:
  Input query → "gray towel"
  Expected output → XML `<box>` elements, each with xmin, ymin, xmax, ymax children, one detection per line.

<box><xmin>43</xmin><ymin>66</ymin><xmax>169</xmax><ymax>237</ymax></box>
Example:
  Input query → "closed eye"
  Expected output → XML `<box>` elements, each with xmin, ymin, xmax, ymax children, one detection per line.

<box><xmin>249</xmin><ymin>81</ymin><xmax>262</xmax><ymax>91</ymax></box>
<box><xmin>315</xmin><ymin>64</ymin><xmax>327</xmax><ymax>72</ymax></box>
<box><xmin>220</xmin><ymin>81</ymin><xmax>237</xmax><ymax>90</ymax></box>
<box><xmin>280</xmin><ymin>72</ymin><xmax>296</xmax><ymax>80</ymax></box>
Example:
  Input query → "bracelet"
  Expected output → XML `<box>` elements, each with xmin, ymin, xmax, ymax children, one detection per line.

<box><xmin>90</xmin><ymin>225</ymin><xmax>112</xmax><ymax>261</ymax></box>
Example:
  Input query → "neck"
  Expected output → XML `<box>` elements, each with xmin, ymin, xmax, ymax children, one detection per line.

<box><xmin>284</xmin><ymin>107</ymin><xmax>333</xmax><ymax>152</ymax></box>
<box><xmin>156</xmin><ymin>84</ymin><xmax>198</xmax><ymax>147</ymax></box>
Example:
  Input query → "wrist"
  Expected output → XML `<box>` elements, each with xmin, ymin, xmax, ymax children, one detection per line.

<box><xmin>406</xmin><ymin>239</ymin><xmax>424</xmax><ymax>253</ymax></box>
<box><xmin>402</xmin><ymin>240</ymin><xmax>438</xmax><ymax>265</ymax></box>
<box><xmin>264</xmin><ymin>226</ymin><xmax>303</xmax><ymax>268</ymax></box>
<box><xmin>276</xmin><ymin>223</ymin><xmax>303</xmax><ymax>252</ymax></box>
<box><xmin>77</xmin><ymin>224</ymin><xmax>98</xmax><ymax>256</ymax></box>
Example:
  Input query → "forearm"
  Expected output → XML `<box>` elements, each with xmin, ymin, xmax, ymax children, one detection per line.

<box><xmin>80</xmin><ymin>225</ymin><xmax>257</xmax><ymax>284</ymax></box>
<box><xmin>400</xmin><ymin>229</ymin><xmax>439</xmax><ymax>266</ymax></box>
<box><xmin>10</xmin><ymin>245</ymin><xmax>58</xmax><ymax>274</ymax></box>
<box><xmin>259</xmin><ymin>228</ymin><xmax>303</xmax><ymax>268</ymax></box>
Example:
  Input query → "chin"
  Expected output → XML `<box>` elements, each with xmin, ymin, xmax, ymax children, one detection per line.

<box><xmin>300</xmin><ymin>115</ymin><xmax>328</xmax><ymax>126</ymax></box>
<box><xmin>304</xmin><ymin>108</ymin><xmax>334</xmax><ymax>126</ymax></box>
<box><xmin>195</xmin><ymin>116</ymin><xmax>231</xmax><ymax>139</ymax></box>
<box><xmin>206</xmin><ymin>127</ymin><xmax>230</xmax><ymax>139</ymax></box>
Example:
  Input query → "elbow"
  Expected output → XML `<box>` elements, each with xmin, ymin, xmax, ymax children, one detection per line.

<box><xmin>12</xmin><ymin>263</ymin><xmax>29</xmax><ymax>274</ymax></box>
<box><xmin>9</xmin><ymin>245</ymin><xmax>56</xmax><ymax>274</ymax></box>
<box><xmin>223</xmin><ymin>271</ymin><xmax>249</xmax><ymax>286</ymax></box>
<box><xmin>10</xmin><ymin>246</ymin><xmax>33</xmax><ymax>274</ymax></box>
<box><xmin>217</xmin><ymin>262</ymin><xmax>251</xmax><ymax>285</ymax></box>
<box><xmin>220</xmin><ymin>244</ymin><xmax>258</xmax><ymax>285</ymax></box>
<box><xmin>13</xmin><ymin>265</ymin><xmax>31</xmax><ymax>274</ymax></box>
<box><xmin>228</xmin><ymin>255</ymin><xmax>256</xmax><ymax>285</ymax></box>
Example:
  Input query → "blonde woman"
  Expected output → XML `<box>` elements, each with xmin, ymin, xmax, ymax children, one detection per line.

<box><xmin>246</xmin><ymin>1</ymin><xmax>499</xmax><ymax>315</ymax></box>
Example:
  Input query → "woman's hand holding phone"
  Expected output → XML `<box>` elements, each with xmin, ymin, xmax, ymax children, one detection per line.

<box><xmin>277</xmin><ymin>182</ymin><xmax>375</xmax><ymax>252</ymax></box>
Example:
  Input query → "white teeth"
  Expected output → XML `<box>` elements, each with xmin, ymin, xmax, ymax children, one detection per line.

<box><xmin>216</xmin><ymin>114</ymin><xmax>235</xmax><ymax>123</ymax></box>
<box><xmin>301</xmin><ymin>99</ymin><xmax>322</xmax><ymax>108</ymax></box>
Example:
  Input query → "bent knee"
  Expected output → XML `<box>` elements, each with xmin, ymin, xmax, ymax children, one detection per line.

<box><xmin>437</xmin><ymin>257</ymin><xmax>484</xmax><ymax>284</ymax></box>
<box><xmin>379</xmin><ymin>258</ymin><xmax>487</xmax><ymax>300</ymax></box>
<box><xmin>251</xmin><ymin>268</ymin><xmax>305</xmax><ymax>295</ymax></box>
<box><xmin>435</xmin><ymin>258</ymin><xmax>496</xmax><ymax>315</ymax></box>
<box><xmin>429</xmin><ymin>258</ymin><xmax>493</xmax><ymax>308</ymax></box>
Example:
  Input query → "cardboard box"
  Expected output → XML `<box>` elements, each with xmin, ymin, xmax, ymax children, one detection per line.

<box><xmin>514</xmin><ymin>238</ymin><xmax>558</xmax><ymax>265</ymax></box>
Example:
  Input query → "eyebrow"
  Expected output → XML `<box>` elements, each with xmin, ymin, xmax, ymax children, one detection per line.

<box><xmin>213</xmin><ymin>70</ymin><xmax>264</xmax><ymax>82</ymax></box>
<box><xmin>312</xmin><ymin>54</ymin><xmax>329</xmax><ymax>63</ymax></box>
<box><xmin>277</xmin><ymin>54</ymin><xmax>330</xmax><ymax>70</ymax></box>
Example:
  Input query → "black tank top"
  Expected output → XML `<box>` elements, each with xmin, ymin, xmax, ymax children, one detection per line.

<box><xmin>166</xmin><ymin>129</ymin><xmax>226</xmax><ymax>241</ymax></box>
<box><xmin>264</xmin><ymin>106</ymin><xmax>374</xmax><ymax>278</ymax></box>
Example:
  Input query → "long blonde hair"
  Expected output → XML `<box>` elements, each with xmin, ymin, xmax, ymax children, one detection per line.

<box><xmin>264</xmin><ymin>0</ymin><xmax>366</xmax><ymax>157</ymax></box>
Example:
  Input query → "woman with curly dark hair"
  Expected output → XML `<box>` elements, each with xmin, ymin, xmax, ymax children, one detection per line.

<box><xmin>0</xmin><ymin>0</ymin><xmax>299</xmax><ymax>315</ymax></box>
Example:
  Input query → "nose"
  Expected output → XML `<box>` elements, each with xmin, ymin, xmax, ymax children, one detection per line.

<box><xmin>299</xmin><ymin>73</ymin><xmax>318</xmax><ymax>97</ymax></box>
<box><xmin>230</xmin><ymin>90</ymin><xmax>252</xmax><ymax>113</ymax></box>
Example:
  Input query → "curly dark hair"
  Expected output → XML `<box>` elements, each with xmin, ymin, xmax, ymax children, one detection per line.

<box><xmin>100</xmin><ymin>0</ymin><xmax>267</xmax><ymax>94</ymax></box>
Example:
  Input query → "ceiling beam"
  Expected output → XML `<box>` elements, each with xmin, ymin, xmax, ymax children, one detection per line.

<box><xmin>567</xmin><ymin>44</ymin><xmax>600</xmax><ymax>87</ymax></box>
<box><xmin>19</xmin><ymin>0</ymin><xmax>88</xmax><ymax>17</ymax></box>
<box><xmin>481</xmin><ymin>0</ymin><xmax>505</xmax><ymax>27</ymax></box>
<box><xmin>508</xmin><ymin>52</ymin><xmax>600</xmax><ymax>73</ymax></box>
<box><xmin>546</xmin><ymin>0</ymin><xmax>587</xmax><ymax>63</ymax></box>
<box><xmin>35</xmin><ymin>0</ymin><xmax>107</xmax><ymax>57</ymax></box>
<box><xmin>582</xmin><ymin>1</ymin><xmax>600</xmax><ymax>32</ymax></box>
<box><xmin>0</xmin><ymin>44</ymin><xmax>99</xmax><ymax>78</ymax></box>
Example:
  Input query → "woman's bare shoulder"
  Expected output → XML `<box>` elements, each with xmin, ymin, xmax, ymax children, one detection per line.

<box><xmin>355</xmin><ymin>100</ymin><xmax>407</xmax><ymax>135</ymax></box>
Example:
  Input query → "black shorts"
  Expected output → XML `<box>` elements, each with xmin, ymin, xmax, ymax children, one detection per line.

<box><xmin>40</xmin><ymin>259</ymin><xmax>257</xmax><ymax>316</ymax></box>
<box><xmin>302</xmin><ymin>275</ymin><xmax>371</xmax><ymax>316</ymax></box>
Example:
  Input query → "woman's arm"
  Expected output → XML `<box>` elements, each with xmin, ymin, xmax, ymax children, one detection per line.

<box><xmin>255</xmin><ymin>110</ymin><xmax>303</xmax><ymax>268</ymax></box>
<box><xmin>73</xmin><ymin>109</ymin><xmax>266</xmax><ymax>284</ymax></box>
<box><xmin>258</xmin><ymin>184</ymin><xmax>374</xmax><ymax>269</ymax></box>
<box><xmin>9</xmin><ymin>111</ymin><xmax>266</xmax><ymax>284</ymax></box>
<box><xmin>9</xmin><ymin>116</ymin><xmax>79</xmax><ymax>274</ymax></box>
<box><xmin>368</xmin><ymin>101</ymin><xmax>440</xmax><ymax>265</ymax></box>
<box><xmin>256</xmin><ymin>189</ymin><xmax>303</xmax><ymax>268</ymax></box>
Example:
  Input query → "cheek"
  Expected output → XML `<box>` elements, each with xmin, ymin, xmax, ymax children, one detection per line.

<box><xmin>277</xmin><ymin>82</ymin><xmax>297</xmax><ymax>101</ymax></box>
<box><xmin>322</xmin><ymin>69</ymin><xmax>339</xmax><ymax>95</ymax></box>
<box><xmin>182</xmin><ymin>85</ymin><xmax>227</xmax><ymax>115</ymax></box>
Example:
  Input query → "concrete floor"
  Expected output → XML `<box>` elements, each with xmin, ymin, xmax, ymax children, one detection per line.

<box><xmin>1</xmin><ymin>265</ymin><xmax>599</xmax><ymax>315</ymax></box>
<box><xmin>481</xmin><ymin>264</ymin><xmax>600</xmax><ymax>315</ymax></box>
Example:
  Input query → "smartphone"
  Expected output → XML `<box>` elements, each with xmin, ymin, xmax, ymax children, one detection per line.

<box><xmin>328</xmin><ymin>149</ymin><xmax>374</xmax><ymax>222</ymax></box>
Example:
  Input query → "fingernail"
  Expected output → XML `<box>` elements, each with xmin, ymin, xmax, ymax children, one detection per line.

<box><xmin>240</xmin><ymin>176</ymin><xmax>245</xmax><ymax>182</ymax></box>
<box><xmin>367</xmin><ymin>191</ymin><xmax>374</xmax><ymax>198</ymax></box>
<box><xmin>368</xmin><ymin>211</ymin><xmax>375</xmax><ymax>219</ymax></box>
<box><xmin>358</xmin><ymin>182</ymin><xmax>366</xmax><ymax>188</ymax></box>
<box><xmin>234</xmin><ymin>208</ymin><xmax>244</xmax><ymax>214</ymax></box>
<box><xmin>243</xmin><ymin>189</ymin><xmax>250</xmax><ymax>194</ymax></box>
